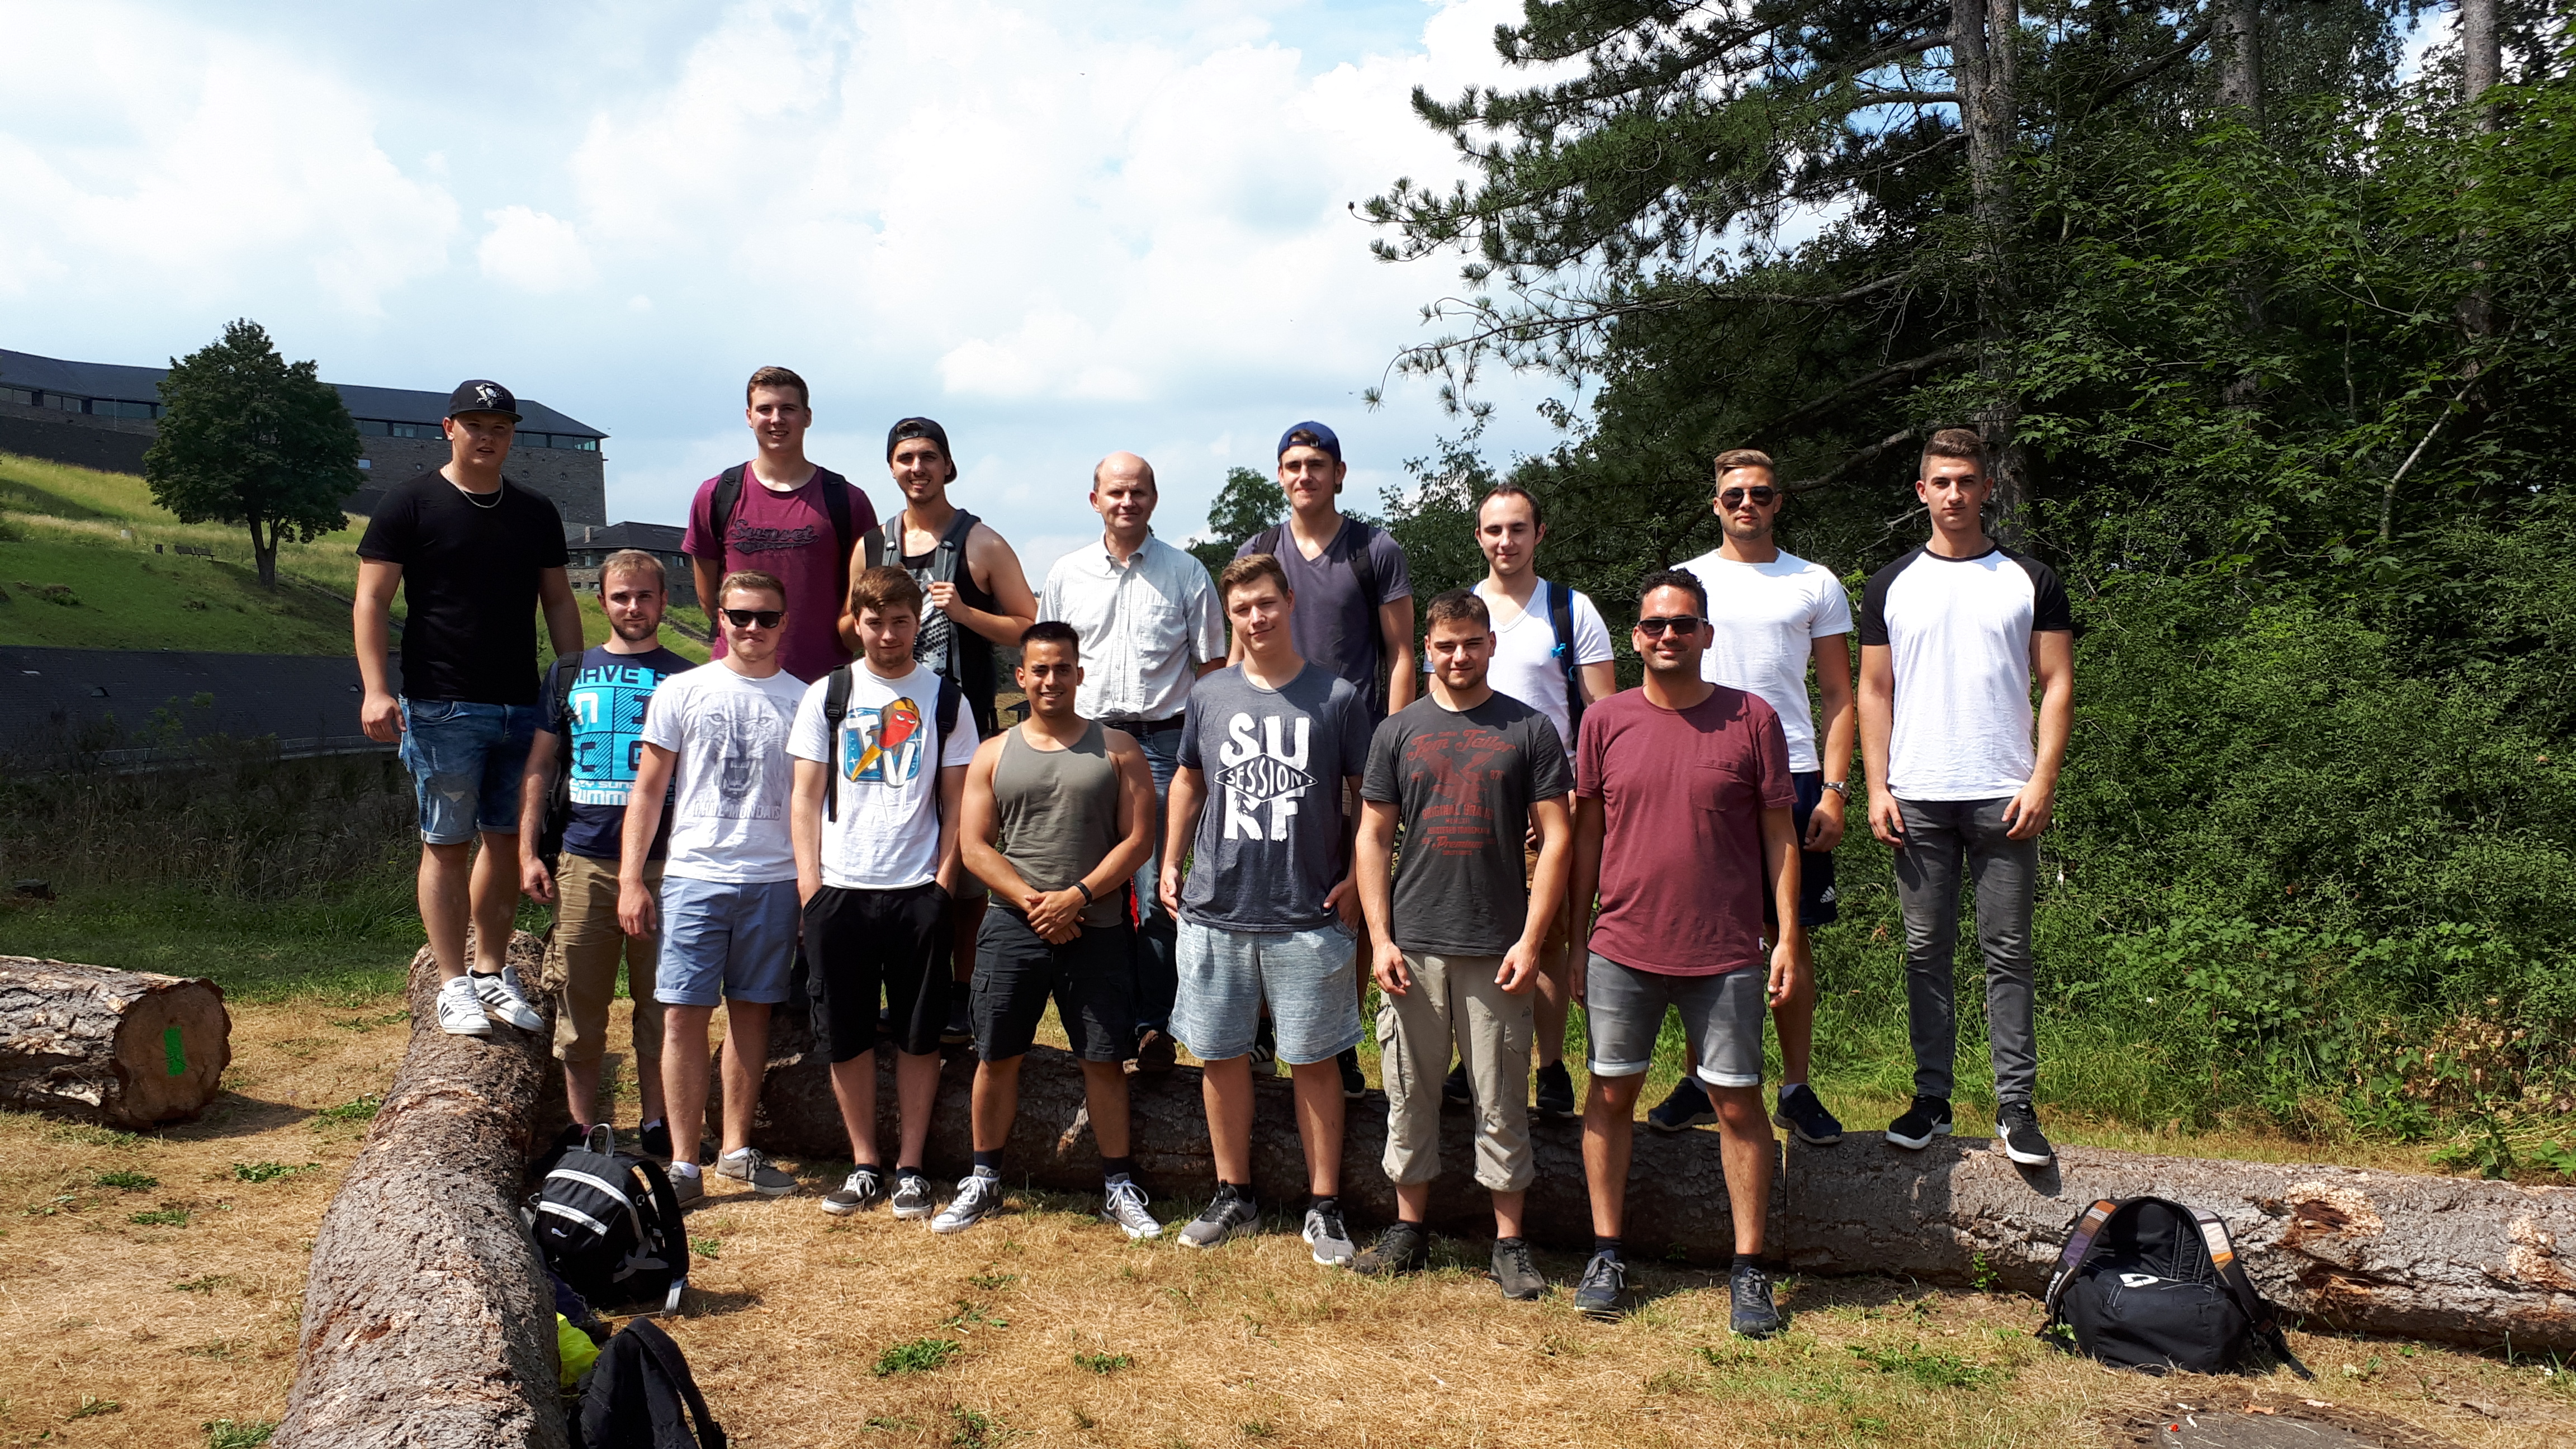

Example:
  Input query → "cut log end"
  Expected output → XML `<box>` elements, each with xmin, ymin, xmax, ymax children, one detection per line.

<box><xmin>0</xmin><ymin>956</ymin><xmax>232</xmax><ymax>1128</ymax></box>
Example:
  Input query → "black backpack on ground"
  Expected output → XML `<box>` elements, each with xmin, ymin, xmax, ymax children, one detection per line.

<box><xmin>2039</xmin><ymin>1196</ymin><xmax>2309</xmax><ymax>1377</ymax></box>
<box><xmin>571</xmin><ymin>1318</ymin><xmax>727</xmax><ymax>1449</ymax></box>
<box><xmin>529</xmin><ymin>1145</ymin><xmax>689</xmax><ymax>1315</ymax></box>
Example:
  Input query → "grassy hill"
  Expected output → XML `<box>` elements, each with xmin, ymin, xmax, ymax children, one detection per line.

<box><xmin>0</xmin><ymin>451</ymin><xmax>705</xmax><ymax>664</ymax></box>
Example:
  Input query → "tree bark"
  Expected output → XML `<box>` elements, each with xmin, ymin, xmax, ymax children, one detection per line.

<box><xmin>2217</xmin><ymin>0</ymin><xmax>2269</xmax><ymax>409</ymax></box>
<box><xmin>1955</xmin><ymin>0</ymin><xmax>2029</xmax><ymax>541</ymax></box>
<box><xmin>0</xmin><ymin>956</ymin><xmax>230</xmax><ymax>1128</ymax></box>
<box><xmin>278</xmin><ymin>931</ymin><xmax>574</xmax><ymax>1449</ymax></box>
<box><xmin>2461</xmin><ymin>0</ymin><xmax>2500</xmax><ymax>131</ymax></box>
<box><xmin>732</xmin><ymin>1038</ymin><xmax>2576</xmax><ymax>1351</ymax></box>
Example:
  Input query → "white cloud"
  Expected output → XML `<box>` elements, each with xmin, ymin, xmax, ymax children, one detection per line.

<box><xmin>477</xmin><ymin>206</ymin><xmax>595</xmax><ymax>294</ymax></box>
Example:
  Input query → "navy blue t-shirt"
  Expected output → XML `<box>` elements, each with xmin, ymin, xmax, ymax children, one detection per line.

<box><xmin>545</xmin><ymin>645</ymin><xmax>695</xmax><ymax>860</ymax></box>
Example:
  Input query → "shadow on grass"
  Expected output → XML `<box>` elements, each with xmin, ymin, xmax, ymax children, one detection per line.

<box><xmin>158</xmin><ymin>1092</ymin><xmax>318</xmax><ymax>1141</ymax></box>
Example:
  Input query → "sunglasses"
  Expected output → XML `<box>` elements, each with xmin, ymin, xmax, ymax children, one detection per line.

<box><xmin>1636</xmin><ymin>615</ymin><xmax>1705</xmax><ymax>638</ymax></box>
<box><xmin>1719</xmin><ymin>486</ymin><xmax>1779</xmax><ymax>507</ymax></box>
<box><xmin>721</xmin><ymin>608</ymin><xmax>785</xmax><ymax>629</ymax></box>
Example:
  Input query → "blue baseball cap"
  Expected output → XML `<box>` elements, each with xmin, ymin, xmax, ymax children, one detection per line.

<box><xmin>1276</xmin><ymin>421</ymin><xmax>1341</xmax><ymax>463</ymax></box>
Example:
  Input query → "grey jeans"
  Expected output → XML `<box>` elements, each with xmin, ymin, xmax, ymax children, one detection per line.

<box><xmin>1892</xmin><ymin>797</ymin><xmax>2038</xmax><ymax>1107</ymax></box>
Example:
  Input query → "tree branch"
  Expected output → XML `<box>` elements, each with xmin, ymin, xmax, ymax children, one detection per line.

<box><xmin>1767</xmin><ymin>345</ymin><xmax>1974</xmax><ymax>433</ymax></box>
<box><xmin>1787</xmin><ymin>429</ymin><xmax>1923</xmax><ymax>493</ymax></box>
<box><xmin>2094</xmin><ymin>23</ymin><xmax>2213</xmax><ymax>107</ymax></box>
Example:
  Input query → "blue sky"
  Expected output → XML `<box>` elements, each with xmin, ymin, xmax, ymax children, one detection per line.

<box><xmin>0</xmin><ymin>0</ymin><xmax>1562</xmax><ymax>580</ymax></box>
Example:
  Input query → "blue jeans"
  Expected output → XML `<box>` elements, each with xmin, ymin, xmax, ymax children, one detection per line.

<box><xmin>1129</xmin><ymin>724</ymin><xmax>1180</xmax><ymax>1034</ymax></box>
<box><xmin>397</xmin><ymin>698</ymin><xmax>539</xmax><ymax>845</ymax></box>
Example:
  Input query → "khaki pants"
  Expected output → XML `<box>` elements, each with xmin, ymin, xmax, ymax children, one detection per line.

<box><xmin>550</xmin><ymin>853</ymin><xmax>665</xmax><ymax>1073</ymax></box>
<box><xmin>1377</xmin><ymin>951</ymin><xmax>1534</xmax><ymax>1194</ymax></box>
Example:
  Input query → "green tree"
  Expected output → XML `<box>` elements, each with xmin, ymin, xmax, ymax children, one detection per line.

<box><xmin>144</xmin><ymin>319</ymin><xmax>362</xmax><ymax>589</ymax></box>
<box><xmin>1189</xmin><ymin>466</ymin><xmax>1286</xmax><ymax>576</ymax></box>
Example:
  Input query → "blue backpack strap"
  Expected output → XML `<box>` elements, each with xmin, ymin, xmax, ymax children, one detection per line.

<box><xmin>1548</xmin><ymin>580</ymin><xmax>1584</xmax><ymax>742</ymax></box>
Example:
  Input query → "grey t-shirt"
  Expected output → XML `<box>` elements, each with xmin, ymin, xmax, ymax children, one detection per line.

<box><xmin>1235</xmin><ymin>519</ymin><xmax>1412</xmax><ymax>719</ymax></box>
<box><xmin>1176</xmin><ymin>661</ymin><xmax>1372</xmax><ymax>931</ymax></box>
<box><xmin>1361</xmin><ymin>692</ymin><xmax>1570</xmax><ymax>956</ymax></box>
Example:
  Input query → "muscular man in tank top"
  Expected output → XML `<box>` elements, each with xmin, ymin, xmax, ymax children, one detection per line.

<box><xmin>937</xmin><ymin>621</ymin><xmax>1162</xmax><ymax>1238</ymax></box>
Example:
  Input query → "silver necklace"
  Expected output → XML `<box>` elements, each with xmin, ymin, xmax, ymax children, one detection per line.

<box><xmin>453</xmin><ymin>480</ymin><xmax>505</xmax><ymax>510</ymax></box>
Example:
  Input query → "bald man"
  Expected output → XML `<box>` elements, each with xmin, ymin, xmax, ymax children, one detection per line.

<box><xmin>1039</xmin><ymin>454</ymin><xmax>1228</xmax><ymax>1071</ymax></box>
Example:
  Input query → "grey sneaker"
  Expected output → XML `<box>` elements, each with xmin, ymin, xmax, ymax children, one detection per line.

<box><xmin>434</xmin><ymin>976</ymin><xmax>492</xmax><ymax>1037</ymax></box>
<box><xmin>714</xmin><ymin>1148</ymin><xmax>797</xmax><ymax>1197</ymax></box>
<box><xmin>1100</xmin><ymin>1178</ymin><xmax>1162</xmax><ymax>1239</ymax></box>
<box><xmin>1730</xmin><ymin>1261</ymin><xmax>1783</xmax><ymax>1338</ymax></box>
<box><xmin>931</xmin><ymin>1170</ymin><xmax>1005</xmax><ymax>1234</ymax></box>
<box><xmin>1178</xmin><ymin>1185</ymin><xmax>1259</xmax><ymax>1249</ymax></box>
<box><xmin>471</xmin><ymin>967</ymin><xmax>544</xmax><ymax>1032</ymax></box>
<box><xmin>889</xmin><ymin>1172</ymin><xmax>935</xmax><ymax>1220</ymax></box>
<box><xmin>1352</xmin><ymin>1221</ymin><xmax>1428</xmax><ymax>1276</ymax></box>
<box><xmin>1301</xmin><ymin>1201</ymin><xmax>1356</xmax><ymax>1267</ymax></box>
<box><xmin>822</xmin><ymin>1166</ymin><xmax>886</xmax><ymax>1216</ymax></box>
<box><xmin>1491</xmin><ymin>1238</ymin><xmax>1546</xmax><ymax>1301</ymax></box>
<box><xmin>1996</xmin><ymin>1101</ymin><xmax>2056</xmax><ymax>1166</ymax></box>
<box><xmin>1573</xmin><ymin>1251</ymin><xmax>1628</xmax><ymax>1319</ymax></box>
<box><xmin>669</xmin><ymin>1169</ymin><xmax>705</xmax><ymax>1208</ymax></box>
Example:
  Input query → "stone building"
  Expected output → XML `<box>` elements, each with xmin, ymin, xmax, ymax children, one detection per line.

<box><xmin>567</xmin><ymin>520</ymin><xmax>695</xmax><ymax>607</ymax></box>
<box><xmin>0</xmin><ymin>347</ymin><xmax>608</xmax><ymax>526</ymax></box>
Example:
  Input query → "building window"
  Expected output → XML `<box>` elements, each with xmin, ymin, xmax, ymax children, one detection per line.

<box><xmin>110</xmin><ymin>400</ymin><xmax>157</xmax><ymax>420</ymax></box>
<box><xmin>354</xmin><ymin>419</ymin><xmax>390</xmax><ymax>436</ymax></box>
<box><xmin>53</xmin><ymin>393</ymin><xmax>90</xmax><ymax>413</ymax></box>
<box><xmin>572</xmin><ymin>437</ymin><xmax>600</xmax><ymax>451</ymax></box>
<box><xmin>390</xmin><ymin>422</ymin><xmax>440</xmax><ymax>439</ymax></box>
<box><xmin>1</xmin><ymin>387</ymin><xmax>32</xmax><ymax>406</ymax></box>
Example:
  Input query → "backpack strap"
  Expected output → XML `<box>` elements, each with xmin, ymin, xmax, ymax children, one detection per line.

<box><xmin>931</xmin><ymin>674</ymin><xmax>964</xmax><ymax>826</ymax></box>
<box><xmin>1247</xmin><ymin>523</ymin><xmax>1286</xmax><ymax>561</ymax></box>
<box><xmin>822</xmin><ymin>666</ymin><xmax>855</xmax><ymax>823</ymax></box>
<box><xmin>2187</xmin><ymin>1205</ymin><xmax>2315</xmax><ymax>1379</ymax></box>
<box><xmin>2041</xmin><ymin>1198</ymin><xmax>2122</xmax><ymax>1324</ymax></box>
<box><xmin>819</xmin><ymin>470</ymin><xmax>856</xmax><ymax>608</ymax></box>
<box><xmin>703</xmin><ymin>465</ymin><xmax>748</xmax><ymax>554</ymax></box>
<box><xmin>861</xmin><ymin>524</ymin><xmax>889</xmax><ymax>570</ymax></box>
<box><xmin>1344</xmin><ymin>520</ymin><xmax>1383</xmax><ymax>612</ymax></box>
<box><xmin>1549</xmin><ymin>580</ymin><xmax>1585</xmax><ymax>744</ymax></box>
<box><xmin>625</xmin><ymin>1318</ymin><xmax>728</xmax><ymax>1448</ymax></box>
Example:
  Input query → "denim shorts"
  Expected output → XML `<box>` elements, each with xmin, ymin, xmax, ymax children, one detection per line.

<box><xmin>1584</xmin><ymin>954</ymin><xmax>1767</xmax><ymax>1088</ymax></box>
<box><xmin>397</xmin><ymin>698</ymin><xmax>539</xmax><ymax>845</ymax></box>
<box><xmin>1172</xmin><ymin>918</ymin><xmax>1364</xmax><ymax>1066</ymax></box>
<box><xmin>657</xmin><ymin>876</ymin><xmax>801</xmax><ymax>1006</ymax></box>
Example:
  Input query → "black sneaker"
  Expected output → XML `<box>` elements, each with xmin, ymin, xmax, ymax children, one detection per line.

<box><xmin>1533</xmin><ymin>1060</ymin><xmax>1576</xmax><ymax>1121</ymax></box>
<box><xmin>1772</xmin><ymin>1085</ymin><xmax>1844</xmax><ymax>1145</ymax></box>
<box><xmin>638</xmin><ymin>1120</ymin><xmax>673</xmax><ymax>1160</ymax></box>
<box><xmin>822</xmin><ymin>1165</ymin><xmax>886</xmax><ymax>1216</ymax></box>
<box><xmin>1441</xmin><ymin>1060</ymin><xmax>1472</xmax><ymax>1109</ymax></box>
<box><xmin>1996</xmin><ymin>1101</ymin><xmax>2055</xmax><ymax>1166</ymax></box>
<box><xmin>1491</xmin><ymin>1238</ymin><xmax>1546</xmax><ymax>1301</ymax></box>
<box><xmin>1251</xmin><ymin>1015</ymin><xmax>1277</xmax><ymax>1074</ymax></box>
<box><xmin>1645</xmin><ymin>1078</ymin><xmax>1715</xmax><ymax>1133</ymax></box>
<box><xmin>1572</xmin><ymin>1251</ymin><xmax>1628</xmax><ymax>1320</ymax></box>
<box><xmin>941</xmin><ymin>994</ymin><xmax>974</xmax><ymax>1046</ymax></box>
<box><xmin>1886</xmin><ymin>1096</ymin><xmax>1953</xmax><ymax>1150</ymax></box>
<box><xmin>1352</xmin><ymin>1221</ymin><xmax>1429</xmax><ymax>1276</ymax></box>
<box><xmin>1729</xmin><ymin>1261</ymin><xmax>1783</xmax><ymax>1338</ymax></box>
<box><xmin>1337</xmin><ymin>1048</ymin><xmax>1367</xmax><ymax>1100</ymax></box>
<box><xmin>889</xmin><ymin>1172</ymin><xmax>936</xmax><ymax>1221</ymax></box>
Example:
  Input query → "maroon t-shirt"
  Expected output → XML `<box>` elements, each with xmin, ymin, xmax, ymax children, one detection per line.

<box><xmin>1574</xmin><ymin>685</ymin><xmax>1796</xmax><ymax>976</ymax></box>
<box><xmin>680</xmin><ymin>466</ymin><xmax>878</xmax><ymax>684</ymax></box>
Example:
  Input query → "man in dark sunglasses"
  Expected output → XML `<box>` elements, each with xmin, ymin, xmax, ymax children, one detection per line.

<box><xmin>1567</xmin><ymin>570</ymin><xmax>1799</xmax><ymax>1337</ymax></box>
<box><xmin>1655</xmin><ymin>449</ymin><xmax>1855</xmax><ymax>1148</ymax></box>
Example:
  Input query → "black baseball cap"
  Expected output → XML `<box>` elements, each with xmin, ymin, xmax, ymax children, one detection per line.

<box><xmin>445</xmin><ymin>380</ymin><xmax>521</xmax><ymax>420</ymax></box>
<box><xmin>886</xmin><ymin>415</ymin><xmax>951</xmax><ymax>461</ymax></box>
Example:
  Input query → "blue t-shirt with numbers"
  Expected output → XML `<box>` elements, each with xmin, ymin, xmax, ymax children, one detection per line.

<box><xmin>546</xmin><ymin>644</ymin><xmax>697</xmax><ymax>860</ymax></box>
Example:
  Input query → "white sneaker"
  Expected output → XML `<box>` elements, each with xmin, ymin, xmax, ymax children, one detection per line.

<box><xmin>1101</xmin><ymin>1179</ymin><xmax>1162</xmax><ymax>1240</ymax></box>
<box><xmin>436</xmin><ymin>976</ymin><xmax>492</xmax><ymax>1036</ymax></box>
<box><xmin>472</xmin><ymin>967</ymin><xmax>544</xmax><ymax>1032</ymax></box>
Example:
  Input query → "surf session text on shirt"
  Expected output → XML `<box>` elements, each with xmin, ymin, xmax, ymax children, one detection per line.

<box><xmin>1177</xmin><ymin>664</ymin><xmax>1371</xmax><ymax>932</ymax></box>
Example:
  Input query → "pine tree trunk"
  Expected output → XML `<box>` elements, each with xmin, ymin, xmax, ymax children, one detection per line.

<box><xmin>0</xmin><ymin>957</ymin><xmax>231</xmax><ymax>1128</ymax></box>
<box><xmin>1957</xmin><ymin>0</ymin><xmax>2029</xmax><ymax>542</ymax></box>
<box><xmin>2219</xmin><ymin>0</ymin><xmax>2269</xmax><ymax>409</ymax></box>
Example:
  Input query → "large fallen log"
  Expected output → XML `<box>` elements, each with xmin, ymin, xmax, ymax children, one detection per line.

<box><xmin>728</xmin><ymin>1029</ymin><xmax>2576</xmax><ymax>1352</ymax></box>
<box><xmin>278</xmin><ymin>933</ymin><xmax>573</xmax><ymax>1449</ymax></box>
<box><xmin>0</xmin><ymin>955</ymin><xmax>230</xmax><ymax>1126</ymax></box>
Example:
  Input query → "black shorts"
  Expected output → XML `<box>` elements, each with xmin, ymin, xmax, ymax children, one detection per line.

<box><xmin>804</xmin><ymin>882</ymin><xmax>950</xmax><ymax>1061</ymax></box>
<box><xmin>972</xmin><ymin>908</ymin><xmax>1134</xmax><ymax>1063</ymax></box>
<box><xmin>1761</xmin><ymin>770</ymin><xmax>1841</xmax><ymax>932</ymax></box>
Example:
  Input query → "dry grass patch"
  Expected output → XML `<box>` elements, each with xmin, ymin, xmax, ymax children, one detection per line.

<box><xmin>1</xmin><ymin>993</ymin><xmax>2569</xmax><ymax>1448</ymax></box>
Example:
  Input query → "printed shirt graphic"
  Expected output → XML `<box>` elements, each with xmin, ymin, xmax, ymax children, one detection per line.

<box><xmin>548</xmin><ymin>644</ymin><xmax>695</xmax><ymax>860</ymax></box>
<box><xmin>1176</xmin><ymin>662</ymin><xmax>1371</xmax><ymax>931</ymax></box>
<box><xmin>679</xmin><ymin>467</ymin><xmax>878</xmax><ymax>684</ymax></box>
<box><xmin>788</xmin><ymin>662</ymin><xmax>980</xmax><ymax>891</ymax></box>
<box><xmin>1362</xmin><ymin>693</ymin><xmax>1570</xmax><ymax>956</ymax></box>
<box><xmin>636</xmin><ymin>662</ymin><xmax>808</xmax><ymax>883</ymax></box>
<box><xmin>1574</xmin><ymin>685</ymin><xmax>1796</xmax><ymax>976</ymax></box>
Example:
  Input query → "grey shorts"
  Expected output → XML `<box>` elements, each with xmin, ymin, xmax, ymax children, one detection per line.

<box><xmin>1584</xmin><ymin>954</ymin><xmax>1765</xmax><ymax>1088</ymax></box>
<box><xmin>1172</xmin><ymin>918</ymin><xmax>1365</xmax><ymax>1066</ymax></box>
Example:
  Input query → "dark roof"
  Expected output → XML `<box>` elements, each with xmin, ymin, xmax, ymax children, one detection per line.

<box><xmin>0</xmin><ymin>347</ymin><xmax>605</xmax><ymax>438</ymax></box>
<box><xmin>569</xmin><ymin>520</ymin><xmax>686</xmax><ymax>552</ymax></box>
<box><xmin>0</xmin><ymin>646</ymin><xmax>397</xmax><ymax>768</ymax></box>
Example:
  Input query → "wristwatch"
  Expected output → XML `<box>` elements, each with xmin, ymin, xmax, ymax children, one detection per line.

<box><xmin>1072</xmin><ymin>880</ymin><xmax>1095</xmax><ymax>903</ymax></box>
<box><xmin>1820</xmin><ymin>780</ymin><xmax>1850</xmax><ymax>796</ymax></box>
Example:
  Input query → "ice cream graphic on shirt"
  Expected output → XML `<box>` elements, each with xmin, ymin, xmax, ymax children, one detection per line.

<box><xmin>1214</xmin><ymin>713</ymin><xmax>1314</xmax><ymax>840</ymax></box>
<box><xmin>847</xmin><ymin>698</ymin><xmax>925</xmax><ymax>784</ymax></box>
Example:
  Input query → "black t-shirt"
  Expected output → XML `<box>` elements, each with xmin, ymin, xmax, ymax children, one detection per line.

<box><xmin>1360</xmin><ymin>690</ymin><xmax>1570</xmax><ymax>956</ymax></box>
<box><xmin>357</xmin><ymin>471</ymin><xmax>569</xmax><ymax>705</ymax></box>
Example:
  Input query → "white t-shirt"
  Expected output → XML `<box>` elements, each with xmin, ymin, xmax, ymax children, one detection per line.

<box><xmin>1458</xmin><ymin>577</ymin><xmax>1614</xmax><ymax>759</ymax></box>
<box><xmin>1682</xmin><ymin>548</ymin><xmax>1854</xmax><ymax>774</ymax></box>
<box><xmin>787</xmin><ymin>662</ymin><xmax>981</xmax><ymax>891</ymax></box>
<box><xmin>1858</xmin><ymin>544</ymin><xmax>2073</xmax><ymax>800</ymax></box>
<box><xmin>637</xmin><ymin>662</ymin><xmax>808</xmax><ymax>883</ymax></box>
